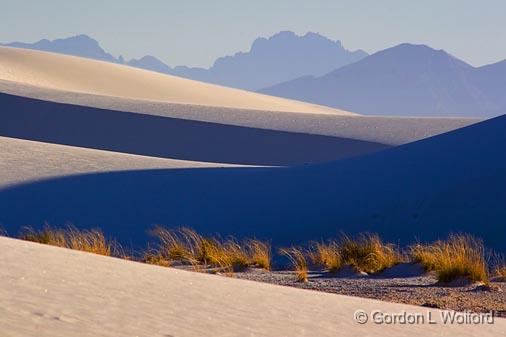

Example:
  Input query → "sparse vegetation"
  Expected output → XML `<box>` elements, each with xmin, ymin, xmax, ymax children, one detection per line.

<box><xmin>9</xmin><ymin>224</ymin><xmax>501</xmax><ymax>286</ymax></box>
<box><xmin>279</xmin><ymin>246</ymin><xmax>308</xmax><ymax>282</ymax></box>
<box><xmin>19</xmin><ymin>225</ymin><xmax>113</xmax><ymax>256</ymax></box>
<box><xmin>339</xmin><ymin>233</ymin><xmax>402</xmax><ymax>274</ymax></box>
<box><xmin>148</xmin><ymin>226</ymin><xmax>270</xmax><ymax>273</ymax></box>
<box><xmin>410</xmin><ymin>234</ymin><xmax>489</xmax><ymax>284</ymax></box>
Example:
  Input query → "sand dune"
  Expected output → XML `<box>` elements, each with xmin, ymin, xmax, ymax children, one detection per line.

<box><xmin>0</xmin><ymin>136</ymin><xmax>239</xmax><ymax>188</ymax></box>
<box><xmin>0</xmin><ymin>93</ymin><xmax>388</xmax><ymax>165</ymax></box>
<box><xmin>0</xmin><ymin>79</ymin><xmax>479</xmax><ymax>146</ymax></box>
<box><xmin>1</xmin><ymin>237</ymin><xmax>503</xmax><ymax>337</ymax></box>
<box><xmin>0</xmin><ymin>46</ymin><xmax>348</xmax><ymax>114</ymax></box>
<box><xmin>0</xmin><ymin>114</ymin><xmax>504</xmax><ymax>251</ymax></box>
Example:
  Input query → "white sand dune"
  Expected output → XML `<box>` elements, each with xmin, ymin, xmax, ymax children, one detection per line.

<box><xmin>0</xmin><ymin>136</ymin><xmax>240</xmax><ymax>188</ymax></box>
<box><xmin>0</xmin><ymin>46</ymin><xmax>348</xmax><ymax>114</ymax></box>
<box><xmin>0</xmin><ymin>79</ymin><xmax>478</xmax><ymax>146</ymax></box>
<box><xmin>1</xmin><ymin>114</ymin><xmax>503</xmax><ymax>251</ymax></box>
<box><xmin>1</xmin><ymin>237</ymin><xmax>503</xmax><ymax>337</ymax></box>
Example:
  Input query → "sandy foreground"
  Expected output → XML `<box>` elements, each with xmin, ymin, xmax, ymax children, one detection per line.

<box><xmin>0</xmin><ymin>237</ymin><xmax>504</xmax><ymax>337</ymax></box>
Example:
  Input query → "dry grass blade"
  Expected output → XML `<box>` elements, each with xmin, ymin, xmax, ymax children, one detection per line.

<box><xmin>279</xmin><ymin>247</ymin><xmax>308</xmax><ymax>282</ymax></box>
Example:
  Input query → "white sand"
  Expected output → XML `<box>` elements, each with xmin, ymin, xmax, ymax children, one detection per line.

<box><xmin>0</xmin><ymin>237</ymin><xmax>503</xmax><ymax>337</ymax></box>
<box><xmin>0</xmin><ymin>46</ymin><xmax>350</xmax><ymax>115</ymax></box>
<box><xmin>0</xmin><ymin>136</ymin><xmax>240</xmax><ymax>188</ymax></box>
<box><xmin>0</xmin><ymin>79</ymin><xmax>478</xmax><ymax>146</ymax></box>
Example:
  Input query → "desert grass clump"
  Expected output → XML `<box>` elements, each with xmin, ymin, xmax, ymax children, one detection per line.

<box><xmin>410</xmin><ymin>234</ymin><xmax>489</xmax><ymax>284</ymax></box>
<box><xmin>245</xmin><ymin>239</ymin><xmax>271</xmax><ymax>270</ymax></box>
<box><xmin>222</xmin><ymin>239</ymin><xmax>251</xmax><ymax>271</ymax></box>
<box><xmin>339</xmin><ymin>233</ymin><xmax>401</xmax><ymax>274</ymax></box>
<box><xmin>20</xmin><ymin>225</ymin><xmax>66</xmax><ymax>247</ymax></box>
<box><xmin>19</xmin><ymin>225</ymin><xmax>112</xmax><ymax>256</ymax></box>
<box><xmin>148</xmin><ymin>226</ymin><xmax>253</xmax><ymax>272</ymax></box>
<box><xmin>279</xmin><ymin>247</ymin><xmax>308</xmax><ymax>282</ymax></box>
<box><xmin>148</xmin><ymin>226</ymin><xmax>202</xmax><ymax>265</ymax></box>
<box><xmin>66</xmin><ymin>227</ymin><xmax>111</xmax><ymax>256</ymax></box>
<box><xmin>308</xmin><ymin>240</ymin><xmax>342</xmax><ymax>273</ymax></box>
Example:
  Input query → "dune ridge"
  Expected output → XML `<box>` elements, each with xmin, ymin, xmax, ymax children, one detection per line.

<box><xmin>0</xmin><ymin>46</ymin><xmax>350</xmax><ymax>114</ymax></box>
<box><xmin>0</xmin><ymin>135</ymin><xmax>240</xmax><ymax>188</ymax></box>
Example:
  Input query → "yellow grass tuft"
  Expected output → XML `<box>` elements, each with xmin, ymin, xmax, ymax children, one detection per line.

<box><xmin>148</xmin><ymin>226</ymin><xmax>259</xmax><ymax>273</ymax></box>
<box><xmin>308</xmin><ymin>240</ymin><xmax>342</xmax><ymax>273</ymax></box>
<box><xmin>19</xmin><ymin>225</ymin><xmax>112</xmax><ymax>256</ymax></box>
<box><xmin>245</xmin><ymin>239</ymin><xmax>271</xmax><ymax>270</ymax></box>
<box><xmin>279</xmin><ymin>247</ymin><xmax>308</xmax><ymax>282</ymax></box>
<box><xmin>410</xmin><ymin>234</ymin><xmax>489</xmax><ymax>284</ymax></box>
<box><xmin>339</xmin><ymin>233</ymin><xmax>401</xmax><ymax>274</ymax></box>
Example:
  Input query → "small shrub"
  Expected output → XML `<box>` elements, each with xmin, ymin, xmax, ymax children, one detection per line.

<box><xmin>340</xmin><ymin>233</ymin><xmax>401</xmax><ymax>274</ymax></box>
<box><xmin>308</xmin><ymin>240</ymin><xmax>342</xmax><ymax>273</ymax></box>
<box><xmin>410</xmin><ymin>234</ymin><xmax>489</xmax><ymax>284</ymax></box>
<box><xmin>279</xmin><ymin>247</ymin><xmax>308</xmax><ymax>282</ymax></box>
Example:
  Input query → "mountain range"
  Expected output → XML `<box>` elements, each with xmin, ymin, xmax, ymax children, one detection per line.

<box><xmin>2</xmin><ymin>32</ymin><xmax>367</xmax><ymax>91</ymax></box>
<box><xmin>260</xmin><ymin>44</ymin><xmax>506</xmax><ymax>117</ymax></box>
<box><xmin>3</xmin><ymin>33</ymin><xmax>506</xmax><ymax>117</ymax></box>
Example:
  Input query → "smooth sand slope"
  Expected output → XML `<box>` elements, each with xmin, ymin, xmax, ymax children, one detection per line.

<box><xmin>1</xmin><ymin>237</ymin><xmax>503</xmax><ymax>337</ymax></box>
<box><xmin>0</xmin><ymin>136</ymin><xmax>239</xmax><ymax>188</ymax></box>
<box><xmin>1</xmin><ymin>115</ymin><xmax>504</xmax><ymax>251</ymax></box>
<box><xmin>0</xmin><ymin>79</ymin><xmax>478</xmax><ymax>146</ymax></box>
<box><xmin>0</xmin><ymin>46</ymin><xmax>347</xmax><ymax>114</ymax></box>
<box><xmin>0</xmin><ymin>93</ymin><xmax>388</xmax><ymax>166</ymax></box>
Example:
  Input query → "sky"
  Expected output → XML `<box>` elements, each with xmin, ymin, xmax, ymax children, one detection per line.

<box><xmin>1</xmin><ymin>0</ymin><xmax>505</xmax><ymax>68</ymax></box>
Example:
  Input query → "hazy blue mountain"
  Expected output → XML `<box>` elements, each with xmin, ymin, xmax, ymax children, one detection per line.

<box><xmin>261</xmin><ymin>44</ymin><xmax>506</xmax><ymax>117</ymax></box>
<box><xmin>3</xmin><ymin>32</ymin><xmax>367</xmax><ymax>91</ymax></box>
<box><xmin>471</xmin><ymin>59</ymin><xmax>506</xmax><ymax>112</ymax></box>
<box><xmin>127</xmin><ymin>55</ymin><xmax>172</xmax><ymax>73</ymax></box>
<box><xmin>3</xmin><ymin>35</ymin><xmax>121</xmax><ymax>63</ymax></box>
<box><xmin>170</xmin><ymin>31</ymin><xmax>368</xmax><ymax>90</ymax></box>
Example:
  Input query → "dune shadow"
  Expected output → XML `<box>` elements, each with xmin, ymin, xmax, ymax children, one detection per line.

<box><xmin>0</xmin><ymin>92</ymin><xmax>389</xmax><ymax>165</ymax></box>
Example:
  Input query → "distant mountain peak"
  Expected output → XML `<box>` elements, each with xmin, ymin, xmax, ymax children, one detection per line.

<box><xmin>2</xmin><ymin>31</ymin><xmax>368</xmax><ymax>91</ymax></box>
<box><xmin>2</xmin><ymin>34</ymin><xmax>120</xmax><ymax>64</ymax></box>
<box><xmin>261</xmin><ymin>42</ymin><xmax>504</xmax><ymax>117</ymax></box>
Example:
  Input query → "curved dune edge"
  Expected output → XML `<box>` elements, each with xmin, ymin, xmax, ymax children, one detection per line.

<box><xmin>0</xmin><ymin>80</ymin><xmax>480</xmax><ymax>146</ymax></box>
<box><xmin>1</xmin><ymin>237</ymin><xmax>503</xmax><ymax>337</ymax></box>
<box><xmin>0</xmin><ymin>46</ymin><xmax>352</xmax><ymax>115</ymax></box>
<box><xmin>0</xmin><ymin>135</ymin><xmax>243</xmax><ymax>188</ymax></box>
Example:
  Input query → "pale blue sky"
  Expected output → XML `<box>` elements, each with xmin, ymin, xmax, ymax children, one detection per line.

<box><xmin>2</xmin><ymin>0</ymin><xmax>505</xmax><ymax>67</ymax></box>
